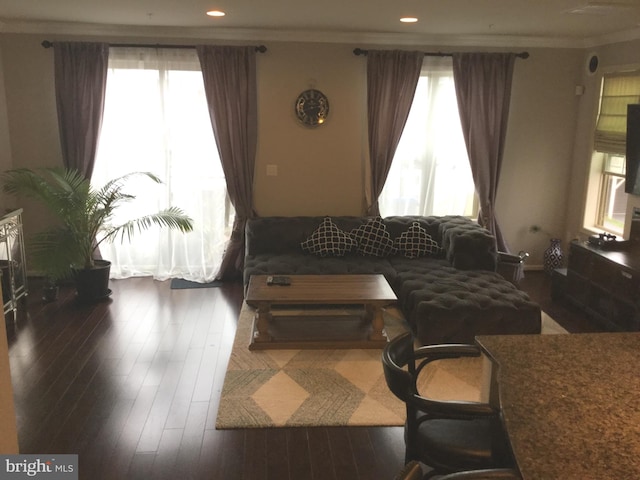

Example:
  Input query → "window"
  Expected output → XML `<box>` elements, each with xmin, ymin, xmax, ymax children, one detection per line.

<box><xmin>596</xmin><ymin>153</ymin><xmax>627</xmax><ymax>233</ymax></box>
<box><xmin>587</xmin><ymin>71</ymin><xmax>640</xmax><ymax>236</ymax></box>
<box><xmin>379</xmin><ymin>57</ymin><xmax>476</xmax><ymax>217</ymax></box>
<box><xmin>93</xmin><ymin>47</ymin><xmax>232</xmax><ymax>282</ymax></box>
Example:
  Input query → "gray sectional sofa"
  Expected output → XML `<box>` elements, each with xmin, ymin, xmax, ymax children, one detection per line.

<box><xmin>243</xmin><ymin>215</ymin><xmax>541</xmax><ymax>345</ymax></box>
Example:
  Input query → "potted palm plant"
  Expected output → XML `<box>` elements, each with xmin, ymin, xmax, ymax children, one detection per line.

<box><xmin>1</xmin><ymin>167</ymin><xmax>194</xmax><ymax>302</ymax></box>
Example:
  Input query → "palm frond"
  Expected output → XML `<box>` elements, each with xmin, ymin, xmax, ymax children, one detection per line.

<box><xmin>102</xmin><ymin>207</ymin><xmax>194</xmax><ymax>245</ymax></box>
<box><xmin>29</xmin><ymin>228</ymin><xmax>83</xmax><ymax>281</ymax></box>
<box><xmin>1</xmin><ymin>166</ymin><xmax>194</xmax><ymax>275</ymax></box>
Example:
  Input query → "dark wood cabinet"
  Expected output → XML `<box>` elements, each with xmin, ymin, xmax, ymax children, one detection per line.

<box><xmin>565</xmin><ymin>240</ymin><xmax>640</xmax><ymax>331</ymax></box>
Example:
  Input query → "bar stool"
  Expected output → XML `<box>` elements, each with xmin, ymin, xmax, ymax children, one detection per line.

<box><xmin>394</xmin><ymin>461</ymin><xmax>423</xmax><ymax>480</ymax></box>
<box><xmin>382</xmin><ymin>332</ymin><xmax>515</xmax><ymax>479</ymax></box>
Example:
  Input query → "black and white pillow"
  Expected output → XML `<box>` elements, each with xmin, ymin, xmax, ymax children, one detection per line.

<box><xmin>350</xmin><ymin>217</ymin><xmax>397</xmax><ymax>257</ymax></box>
<box><xmin>301</xmin><ymin>217</ymin><xmax>356</xmax><ymax>257</ymax></box>
<box><xmin>394</xmin><ymin>221</ymin><xmax>443</xmax><ymax>259</ymax></box>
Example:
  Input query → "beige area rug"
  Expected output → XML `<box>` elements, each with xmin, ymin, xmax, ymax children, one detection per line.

<box><xmin>215</xmin><ymin>304</ymin><xmax>567</xmax><ymax>429</ymax></box>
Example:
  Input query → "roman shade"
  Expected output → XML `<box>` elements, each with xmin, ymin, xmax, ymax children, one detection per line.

<box><xmin>594</xmin><ymin>71</ymin><xmax>640</xmax><ymax>155</ymax></box>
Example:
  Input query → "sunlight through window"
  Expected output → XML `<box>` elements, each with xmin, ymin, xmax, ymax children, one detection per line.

<box><xmin>379</xmin><ymin>58</ymin><xmax>476</xmax><ymax>217</ymax></box>
<box><xmin>93</xmin><ymin>47</ymin><xmax>233</xmax><ymax>281</ymax></box>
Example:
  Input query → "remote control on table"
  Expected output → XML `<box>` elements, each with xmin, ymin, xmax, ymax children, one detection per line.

<box><xmin>266</xmin><ymin>275</ymin><xmax>291</xmax><ymax>286</ymax></box>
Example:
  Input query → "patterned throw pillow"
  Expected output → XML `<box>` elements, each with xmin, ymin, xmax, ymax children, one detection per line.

<box><xmin>350</xmin><ymin>217</ymin><xmax>397</xmax><ymax>257</ymax></box>
<box><xmin>301</xmin><ymin>217</ymin><xmax>356</xmax><ymax>257</ymax></box>
<box><xmin>394</xmin><ymin>221</ymin><xmax>443</xmax><ymax>258</ymax></box>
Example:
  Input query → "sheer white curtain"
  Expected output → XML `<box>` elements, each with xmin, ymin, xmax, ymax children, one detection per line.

<box><xmin>379</xmin><ymin>57</ymin><xmax>476</xmax><ymax>217</ymax></box>
<box><xmin>93</xmin><ymin>47</ymin><xmax>232</xmax><ymax>282</ymax></box>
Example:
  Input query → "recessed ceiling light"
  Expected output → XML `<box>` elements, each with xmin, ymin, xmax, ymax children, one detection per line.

<box><xmin>400</xmin><ymin>17</ymin><xmax>418</xmax><ymax>23</ymax></box>
<box><xmin>206</xmin><ymin>10</ymin><xmax>226</xmax><ymax>17</ymax></box>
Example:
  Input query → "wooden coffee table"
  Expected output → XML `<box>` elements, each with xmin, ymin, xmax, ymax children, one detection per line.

<box><xmin>245</xmin><ymin>274</ymin><xmax>397</xmax><ymax>350</ymax></box>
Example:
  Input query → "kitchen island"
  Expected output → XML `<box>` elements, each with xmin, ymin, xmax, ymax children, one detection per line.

<box><xmin>476</xmin><ymin>332</ymin><xmax>640</xmax><ymax>480</ymax></box>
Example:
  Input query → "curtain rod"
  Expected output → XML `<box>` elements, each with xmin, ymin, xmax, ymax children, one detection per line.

<box><xmin>352</xmin><ymin>48</ymin><xmax>529</xmax><ymax>59</ymax></box>
<box><xmin>41</xmin><ymin>40</ymin><xmax>267</xmax><ymax>53</ymax></box>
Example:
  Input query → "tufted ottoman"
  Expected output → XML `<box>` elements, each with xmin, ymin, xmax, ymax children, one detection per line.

<box><xmin>392</xmin><ymin>264</ymin><xmax>541</xmax><ymax>345</ymax></box>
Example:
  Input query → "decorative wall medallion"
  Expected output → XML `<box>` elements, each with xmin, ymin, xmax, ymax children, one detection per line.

<box><xmin>295</xmin><ymin>89</ymin><xmax>329</xmax><ymax>127</ymax></box>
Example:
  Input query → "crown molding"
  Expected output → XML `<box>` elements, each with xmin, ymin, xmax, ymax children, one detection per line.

<box><xmin>0</xmin><ymin>18</ymin><xmax>637</xmax><ymax>50</ymax></box>
<box><xmin>583</xmin><ymin>27</ymin><xmax>640</xmax><ymax>48</ymax></box>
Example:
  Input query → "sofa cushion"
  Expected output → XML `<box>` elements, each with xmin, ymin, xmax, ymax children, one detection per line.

<box><xmin>439</xmin><ymin>219</ymin><xmax>498</xmax><ymax>271</ymax></box>
<box><xmin>246</xmin><ymin>216</ymin><xmax>368</xmax><ymax>256</ymax></box>
<box><xmin>243</xmin><ymin>252</ymin><xmax>397</xmax><ymax>286</ymax></box>
<box><xmin>350</xmin><ymin>216</ymin><xmax>397</xmax><ymax>257</ymax></box>
<box><xmin>387</xmin><ymin>258</ymin><xmax>454</xmax><ymax>310</ymax></box>
<box><xmin>392</xmin><ymin>265</ymin><xmax>541</xmax><ymax>344</ymax></box>
<box><xmin>300</xmin><ymin>217</ymin><xmax>356</xmax><ymax>257</ymax></box>
<box><xmin>394</xmin><ymin>221</ymin><xmax>443</xmax><ymax>259</ymax></box>
<box><xmin>382</xmin><ymin>216</ymin><xmax>441</xmax><ymax>240</ymax></box>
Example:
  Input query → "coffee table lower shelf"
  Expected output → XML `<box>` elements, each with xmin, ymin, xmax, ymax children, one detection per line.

<box><xmin>247</xmin><ymin>306</ymin><xmax>389</xmax><ymax>350</ymax></box>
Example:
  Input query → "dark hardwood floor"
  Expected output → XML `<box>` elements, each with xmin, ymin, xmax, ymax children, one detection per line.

<box><xmin>4</xmin><ymin>271</ymin><xmax>600</xmax><ymax>480</ymax></box>
<box><xmin>517</xmin><ymin>270</ymin><xmax>605</xmax><ymax>334</ymax></box>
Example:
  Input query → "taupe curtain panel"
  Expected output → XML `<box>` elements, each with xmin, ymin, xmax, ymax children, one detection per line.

<box><xmin>453</xmin><ymin>52</ymin><xmax>516</xmax><ymax>253</ymax></box>
<box><xmin>366</xmin><ymin>50</ymin><xmax>423</xmax><ymax>215</ymax></box>
<box><xmin>197</xmin><ymin>45</ymin><xmax>258</xmax><ymax>280</ymax></box>
<box><xmin>53</xmin><ymin>42</ymin><xmax>109</xmax><ymax>179</ymax></box>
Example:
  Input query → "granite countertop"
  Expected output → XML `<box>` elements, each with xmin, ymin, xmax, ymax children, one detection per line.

<box><xmin>476</xmin><ymin>333</ymin><xmax>640</xmax><ymax>480</ymax></box>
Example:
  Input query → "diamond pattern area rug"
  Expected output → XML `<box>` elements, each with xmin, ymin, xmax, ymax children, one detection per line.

<box><xmin>215</xmin><ymin>304</ymin><xmax>567</xmax><ymax>429</ymax></box>
<box><xmin>215</xmin><ymin>304</ymin><xmax>409</xmax><ymax>429</ymax></box>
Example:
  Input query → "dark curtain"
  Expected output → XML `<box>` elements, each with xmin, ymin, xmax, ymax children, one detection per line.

<box><xmin>452</xmin><ymin>52</ymin><xmax>516</xmax><ymax>252</ymax></box>
<box><xmin>197</xmin><ymin>45</ymin><xmax>258</xmax><ymax>280</ymax></box>
<box><xmin>366</xmin><ymin>50</ymin><xmax>423</xmax><ymax>215</ymax></box>
<box><xmin>53</xmin><ymin>42</ymin><xmax>109</xmax><ymax>179</ymax></box>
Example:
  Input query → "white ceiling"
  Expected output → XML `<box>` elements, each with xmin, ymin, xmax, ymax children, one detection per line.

<box><xmin>1</xmin><ymin>0</ymin><xmax>640</xmax><ymax>48</ymax></box>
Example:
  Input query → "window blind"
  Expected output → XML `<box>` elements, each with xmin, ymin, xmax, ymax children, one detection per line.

<box><xmin>594</xmin><ymin>71</ymin><xmax>640</xmax><ymax>155</ymax></box>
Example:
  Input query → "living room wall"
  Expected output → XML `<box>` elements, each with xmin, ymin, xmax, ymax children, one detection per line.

<box><xmin>254</xmin><ymin>42</ymin><xmax>366</xmax><ymax>216</ymax></box>
<box><xmin>0</xmin><ymin>33</ymin><xmax>585</xmax><ymax>268</ymax></box>
<box><xmin>496</xmin><ymin>47</ymin><xmax>582</xmax><ymax>262</ymax></box>
<box><xmin>565</xmin><ymin>37</ymin><xmax>640</xmax><ymax>243</ymax></box>
<box><xmin>0</xmin><ymin>45</ymin><xmax>13</xmax><ymax>210</ymax></box>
